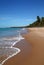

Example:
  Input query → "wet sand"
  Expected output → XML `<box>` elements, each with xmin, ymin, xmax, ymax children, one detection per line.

<box><xmin>3</xmin><ymin>28</ymin><xmax>44</xmax><ymax>65</ymax></box>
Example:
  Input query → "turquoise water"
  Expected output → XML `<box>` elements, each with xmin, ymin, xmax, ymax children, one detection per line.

<box><xmin>0</xmin><ymin>27</ymin><xmax>26</xmax><ymax>65</ymax></box>
<box><xmin>0</xmin><ymin>28</ymin><xmax>22</xmax><ymax>38</ymax></box>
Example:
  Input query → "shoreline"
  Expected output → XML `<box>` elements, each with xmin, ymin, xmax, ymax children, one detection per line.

<box><xmin>2</xmin><ymin>27</ymin><xmax>44</xmax><ymax>65</ymax></box>
<box><xmin>3</xmin><ymin>39</ymin><xmax>31</xmax><ymax>65</ymax></box>
<box><xmin>1</xmin><ymin>47</ymin><xmax>20</xmax><ymax>65</ymax></box>
<box><xmin>0</xmin><ymin>35</ymin><xmax>24</xmax><ymax>65</ymax></box>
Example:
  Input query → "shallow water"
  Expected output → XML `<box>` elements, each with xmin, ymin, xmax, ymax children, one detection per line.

<box><xmin>0</xmin><ymin>47</ymin><xmax>20</xmax><ymax>64</ymax></box>
<box><xmin>0</xmin><ymin>28</ymin><xmax>27</xmax><ymax>65</ymax></box>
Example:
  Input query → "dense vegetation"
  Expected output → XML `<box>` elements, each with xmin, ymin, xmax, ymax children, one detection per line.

<box><xmin>27</xmin><ymin>16</ymin><xmax>44</xmax><ymax>27</ymax></box>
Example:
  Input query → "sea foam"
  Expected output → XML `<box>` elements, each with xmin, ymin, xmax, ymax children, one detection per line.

<box><xmin>0</xmin><ymin>34</ymin><xmax>24</xmax><ymax>65</ymax></box>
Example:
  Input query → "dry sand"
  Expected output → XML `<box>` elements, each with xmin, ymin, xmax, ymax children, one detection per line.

<box><xmin>3</xmin><ymin>27</ymin><xmax>44</xmax><ymax>65</ymax></box>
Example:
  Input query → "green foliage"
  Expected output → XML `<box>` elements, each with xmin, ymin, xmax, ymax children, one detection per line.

<box><xmin>27</xmin><ymin>16</ymin><xmax>44</xmax><ymax>27</ymax></box>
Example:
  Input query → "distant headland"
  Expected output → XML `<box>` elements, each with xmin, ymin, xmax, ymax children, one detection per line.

<box><xmin>11</xmin><ymin>16</ymin><xmax>44</xmax><ymax>28</ymax></box>
<box><xmin>27</xmin><ymin>16</ymin><xmax>44</xmax><ymax>27</ymax></box>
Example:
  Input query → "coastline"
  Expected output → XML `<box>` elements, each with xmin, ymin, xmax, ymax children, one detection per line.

<box><xmin>3</xmin><ymin>27</ymin><xmax>44</xmax><ymax>65</ymax></box>
<box><xmin>3</xmin><ymin>39</ymin><xmax>31</xmax><ymax>65</ymax></box>
<box><xmin>0</xmin><ymin>35</ymin><xmax>24</xmax><ymax>65</ymax></box>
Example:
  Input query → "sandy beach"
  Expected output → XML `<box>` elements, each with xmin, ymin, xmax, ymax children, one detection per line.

<box><xmin>3</xmin><ymin>27</ymin><xmax>44</xmax><ymax>65</ymax></box>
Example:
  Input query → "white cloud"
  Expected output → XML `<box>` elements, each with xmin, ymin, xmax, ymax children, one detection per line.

<box><xmin>12</xmin><ymin>19</ymin><xmax>31</xmax><ymax>22</ymax></box>
<box><xmin>0</xmin><ymin>17</ymin><xmax>12</xmax><ymax>20</ymax></box>
<box><xmin>0</xmin><ymin>17</ymin><xmax>35</xmax><ymax>22</ymax></box>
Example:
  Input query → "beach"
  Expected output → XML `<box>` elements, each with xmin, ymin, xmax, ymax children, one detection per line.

<box><xmin>3</xmin><ymin>27</ymin><xmax>44</xmax><ymax>65</ymax></box>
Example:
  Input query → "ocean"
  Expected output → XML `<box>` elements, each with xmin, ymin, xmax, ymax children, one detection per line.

<box><xmin>0</xmin><ymin>28</ymin><xmax>27</xmax><ymax>65</ymax></box>
<box><xmin>0</xmin><ymin>28</ymin><xmax>22</xmax><ymax>38</ymax></box>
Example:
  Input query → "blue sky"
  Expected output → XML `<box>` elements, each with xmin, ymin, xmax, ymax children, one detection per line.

<box><xmin>0</xmin><ymin>0</ymin><xmax>44</xmax><ymax>27</ymax></box>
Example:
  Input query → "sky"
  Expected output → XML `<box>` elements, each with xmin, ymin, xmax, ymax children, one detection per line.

<box><xmin>0</xmin><ymin>0</ymin><xmax>44</xmax><ymax>28</ymax></box>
